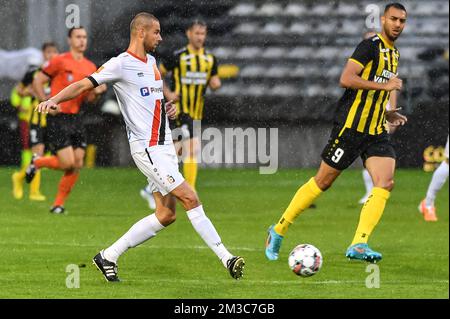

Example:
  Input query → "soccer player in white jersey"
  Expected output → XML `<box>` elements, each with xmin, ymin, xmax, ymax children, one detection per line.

<box><xmin>35</xmin><ymin>12</ymin><xmax>245</xmax><ymax>282</ymax></box>
<box><xmin>419</xmin><ymin>135</ymin><xmax>449</xmax><ymax>221</ymax></box>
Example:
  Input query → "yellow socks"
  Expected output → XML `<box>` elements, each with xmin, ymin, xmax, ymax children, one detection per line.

<box><xmin>183</xmin><ymin>157</ymin><xmax>198</xmax><ymax>189</ymax></box>
<box><xmin>274</xmin><ymin>177</ymin><xmax>323</xmax><ymax>236</ymax></box>
<box><xmin>30</xmin><ymin>170</ymin><xmax>45</xmax><ymax>200</ymax></box>
<box><xmin>12</xmin><ymin>170</ymin><xmax>26</xmax><ymax>199</ymax></box>
<box><xmin>21</xmin><ymin>149</ymin><xmax>32</xmax><ymax>169</ymax></box>
<box><xmin>351</xmin><ymin>187</ymin><xmax>390</xmax><ymax>245</ymax></box>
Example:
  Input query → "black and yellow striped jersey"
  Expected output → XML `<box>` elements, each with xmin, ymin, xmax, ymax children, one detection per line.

<box><xmin>160</xmin><ymin>46</ymin><xmax>218</xmax><ymax>120</ymax></box>
<box><xmin>12</xmin><ymin>66</ymin><xmax>48</xmax><ymax>127</ymax></box>
<box><xmin>30</xmin><ymin>97</ymin><xmax>47</xmax><ymax>128</ymax></box>
<box><xmin>336</xmin><ymin>33</ymin><xmax>400</xmax><ymax>135</ymax></box>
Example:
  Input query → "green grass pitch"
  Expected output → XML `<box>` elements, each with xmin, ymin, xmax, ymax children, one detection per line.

<box><xmin>0</xmin><ymin>167</ymin><xmax>448</xmax><ymax>298</ymax></box>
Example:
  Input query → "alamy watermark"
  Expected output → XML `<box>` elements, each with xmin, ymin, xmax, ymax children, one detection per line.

<box><xmin>172</xmin><ymin>120</ymin><xmax>279</xmax><ymax>174</ymax></box>
<box><xmin>66</xmin><ymin>264</ymin><xmax>80</xmax><ymax>288</ymax></box>
<box><xmin>65</xmin><ymin>4</ymin><xmax>80</xmax><ymax>29</ymax></box>
<box><xmin>365</xmin><ymin>264</ymin><xmax>380</xmax><ymax>288</ymax></box>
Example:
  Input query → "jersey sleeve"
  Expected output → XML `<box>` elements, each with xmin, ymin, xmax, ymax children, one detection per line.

<box><xmin>349</xmin><ymin>39</ymin><xmax>376</xmax><ymax>68</ymax></box>
<box><xmin>88</xmin><ymin>57</ymin><xmax>122</xmax><ymax>87</ymax></box>
<box><xmin>41</xmin><ymin>56</ymin><xmax>62</xmax><ymax>78</ymax></box>
<box><xmin>211</xmin><ymin>55</ymin><xmax>219</xmax><ymax>76</ymax></box>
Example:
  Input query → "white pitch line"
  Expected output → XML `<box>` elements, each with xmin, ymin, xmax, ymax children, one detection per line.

<box><xmin>0</xmin><ymin>240</ymin><xmax>259</xmax><ymax>251</ymax></box>
<box><xmin>125</xmin><ymin>278</ymin><xmax>449</xmax><ymax>286</ymax></box>
<box><xmin>1</xmin><ymin>241</ymin><xmax>449</xmax><ymax>258</ymax></box>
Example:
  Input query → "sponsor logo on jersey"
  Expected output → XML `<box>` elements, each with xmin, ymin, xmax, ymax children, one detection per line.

<box><xmin>141</xmin><ymin>87</ymin><xmax>163</xmax><ymax>96</ymax></box>
<box><xmin>140</xmin><ymin>87</ymin><xmax>150</xmax><ymax>96</ymax></box>
<box><xmin>150</xmin><ymin>87</ymin><xmax>163</xmax><ymax>94</ymax></box>
<box><xmin>374</xmin><ymin>69</ymin><xmax>397</xmax><ymax>83</ymax></box>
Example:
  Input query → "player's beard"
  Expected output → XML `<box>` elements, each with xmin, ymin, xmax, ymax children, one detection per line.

<box><xmin>144</xmin><ymin>42</ymin><xmax>157</xmax><ymax>53</ymax></box>
<box><xmin>385</xmin><ymin>28</ymin><xmax>401</xmax><ymax>42</ymax></box>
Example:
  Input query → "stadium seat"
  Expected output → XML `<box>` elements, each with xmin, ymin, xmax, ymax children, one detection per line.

<box><xmin>310</xmin><ymin>4</ymin><xmax>333</xmax><ymax>16</ymax></box>
<box><xmin>235</xmin><ymin>47</ymin><xmax>261</xmax><ymax>59</ymax></box>
<box><xmin>337</xmin><ymin>2</ymin><xmax>363</xmax><ymax>16</ymax></box>
<box><xmin>283</xmin><ymin>3</ymin><xmax>307</xmax><ymax>16</ymax></box>
<box><xmin>262</xmin><ymin>47</ymin><xmax>286</xmax><ymax>59</ymax></box>
<box><xmin>229</xmin><ymin>3</ymin><xmax>257</xmax><ymax>16</ymax></box>
<box><xmin>233</xmin><ymin>22</ymin><xmax>260</xmax><ymax>34</ymax></box>
<box><xmin>256</xmin><ymin>3</ymin><xmax>283</xmax><ymax>16</ymax></box>
<box><xmin>288</xmin><ymin>23</ymin><xmax>310</xmax><ymax>35</ymax></box>
<box><xmin>261</xmin><ymin>22</ymin><xmax>285</xmax><ymax>35</ymax></box>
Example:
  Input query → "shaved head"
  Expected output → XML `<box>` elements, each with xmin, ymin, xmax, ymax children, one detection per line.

<box><xmin>130</xmin><ymin>12</ymin><xmax>159</xmax><ymax>35</ymax></box>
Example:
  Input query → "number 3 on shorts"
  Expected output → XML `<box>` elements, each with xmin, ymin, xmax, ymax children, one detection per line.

<box><xmin>331</xmin><ymin>148</ymin><xmax>345</xmax><ymax>163</ymax></box>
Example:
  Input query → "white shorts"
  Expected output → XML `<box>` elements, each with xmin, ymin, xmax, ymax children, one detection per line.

<box><xmin>445</xmin><ymin>135</ymin><xmax>449</xmax><ymax>159</ymax></box>
<box><xmin>132</xmin><ymin>144</ymin><xmax>184</xmax><ymax>196</ymax></box>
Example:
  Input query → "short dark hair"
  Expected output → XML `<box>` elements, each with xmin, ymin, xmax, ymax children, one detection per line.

<box><xmin>384</xmin><ymin>3</ymin><xmax>407</xmax><ymax>14</ymax></box>
<box><xmin>130</xmin><ymin>12</ymin><xmax>159</xmax><ymax>33</ymax></box>
<box><xmin>41</xmin><ymin>42</ymin><xmax>57</xmax><ymax>51</ymax></box>
<box><xmin>187</xmin><ymin>19</ymin><xmax>207</xmax><ymax>31</ymax></box>
<box><xmin>67</xmin><ymin>26</ymin><xmax>85</xmax><ymax>38</ymax></box>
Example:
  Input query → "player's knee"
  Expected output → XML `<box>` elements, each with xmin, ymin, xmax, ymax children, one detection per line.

<box><xmin>385</xmin><ymin>179</ymin><xmax>395</xmax><ymax>192</ymax></box>
<box><xmin>74</xmin><ymin>158</ymin><xmax>84</xmax><ymax>169</ymax></box>
<box><xmin>157</xmin><ymin>207</ymin><xmax>176</xmax><ymax>226</ymax></box>
<box><xmin>376</xmin><ymin>179</ymin><xmax>395</xmax><ymax>192</ymax></box>
<box><xmin>180</xmin><ymin>191</ymin><xmax>200</xmax><ymax>210</ymax></box>
<box><xmin>59</xmin><ymin>160</ymin><xmax>75</xmax><ymax>171</ymax></box>
<box><xmin>315</xmin><ymin>177</ymin><xmax>334</xmax><ymax>191</ymax></box>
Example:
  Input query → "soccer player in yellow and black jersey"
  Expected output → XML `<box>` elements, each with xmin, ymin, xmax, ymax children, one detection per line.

<box><xmin>140</xmin><ymin>20</ymin><xmax>221</xmax><ymax>209</ymax></box>
<box><xmin>12</xmin><ymin>42</ymin><xmax>59</xmax><ymax>201</ymax></box>
<box><xmin>161</xmin><ymin>20</ymin><xmax>221</xmax><ymax>188</ymax></box>
<box><xmin>266</xmin><ymin>3</ymin><xmax>408</xmax><ymax>263</ymax></box>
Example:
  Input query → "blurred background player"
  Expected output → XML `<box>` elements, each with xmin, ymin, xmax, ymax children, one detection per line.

<box><xmin>11</xmin><ymin>42</ymin><xmax>59</xmax><ymax>201</ymax></box>
<box><xmin>265</xmin><ymin>3</ymin><xmax>408</xmax><ymax>263</ymax></box>
<box><xmin>140</xmin><ymin>19</ymin><xmax>221</xmax><ymax>209</ymax></box>
<box><xmin>26</xmin><ymin>27</ymin><xmax>106</xmax><ymax>214</ymax></box>
<box><xmin>418</xmin><ymin>135</ymin><xmax>449</xmax><ymax>221</ymax></box>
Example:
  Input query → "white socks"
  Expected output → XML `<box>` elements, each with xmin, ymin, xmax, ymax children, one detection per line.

<box><xmin>102</xmin><ymin>206</ymin><xmax>233</xmax><ymax>267</ymax></box>
<box><xmin>426</xmin><ymin>161</ymin><xmax>449</xmax><ymax>207</ymax></box>
<box><xmin>103</xmin><ymin>213</ymin><xmax>165</xmax><ymax>263</ymax></box>
<box><xmin>187</xmin><ymin>205</ymin><xmax>233</xmax><ymax>267</ymax></box>
<box><xmin>363</xmin><ymin>169</ymin><xmax>373</xmax><ymax>194</ymax></box>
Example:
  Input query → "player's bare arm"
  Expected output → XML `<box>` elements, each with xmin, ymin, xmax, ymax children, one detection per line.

<box><xmin>85</xmin><ymin>83</ymin><xmax>108</xmax><ymax>103</ymax></box>
<box><xmin>36</xmin><ymin>77</ymin><xmax>94</xmax><ymax>114</ymax></box>
<box><xmin>208</xmin><ymin>75</ymin><xmax>221</xmax><ymax>91</ymax></box>
<box><xmin>32</xmin><ymin>71</ymin><xmax>51</xmax><ymax>102</ymax></box>
<box><xmin>163</xmin><ymin>84</ymin><xmax>179</xmax><ymax>102</ymax></box>
<box><xmin>340</xmin><ymin>60</ymin><xmax>403</xmax><ymax>91</ymax></box>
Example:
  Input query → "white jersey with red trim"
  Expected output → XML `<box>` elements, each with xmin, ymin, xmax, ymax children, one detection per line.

<box><xmin>89</xmin><ymin>51</ymin><xmax>172</xmax><ymax>154</ymax></box>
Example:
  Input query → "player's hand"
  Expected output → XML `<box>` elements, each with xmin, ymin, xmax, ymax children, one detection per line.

<box><xmin>386</xmin><ymin>107</ymin><xmax>407</xmax><ymax>127</ymax></box>
<box><xmin>384</xmin><ymin>76</ymin><xmax>403</xmax><ymax>91</ymax></box>
<box><xmin>35</xmin><ymin>99</ymin><xmax>60</xmax><ymax>115</ymax></box>
<box><xmin>165</xmin><ymin>100</ymin><xmax>177</xmax><ymax>120</ymax></box>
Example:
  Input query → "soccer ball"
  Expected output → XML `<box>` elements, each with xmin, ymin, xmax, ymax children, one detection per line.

<box><xmin>288</xmin><ymin>244</ymin><xmax>323</xmax><ymax>277</ymax></box>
